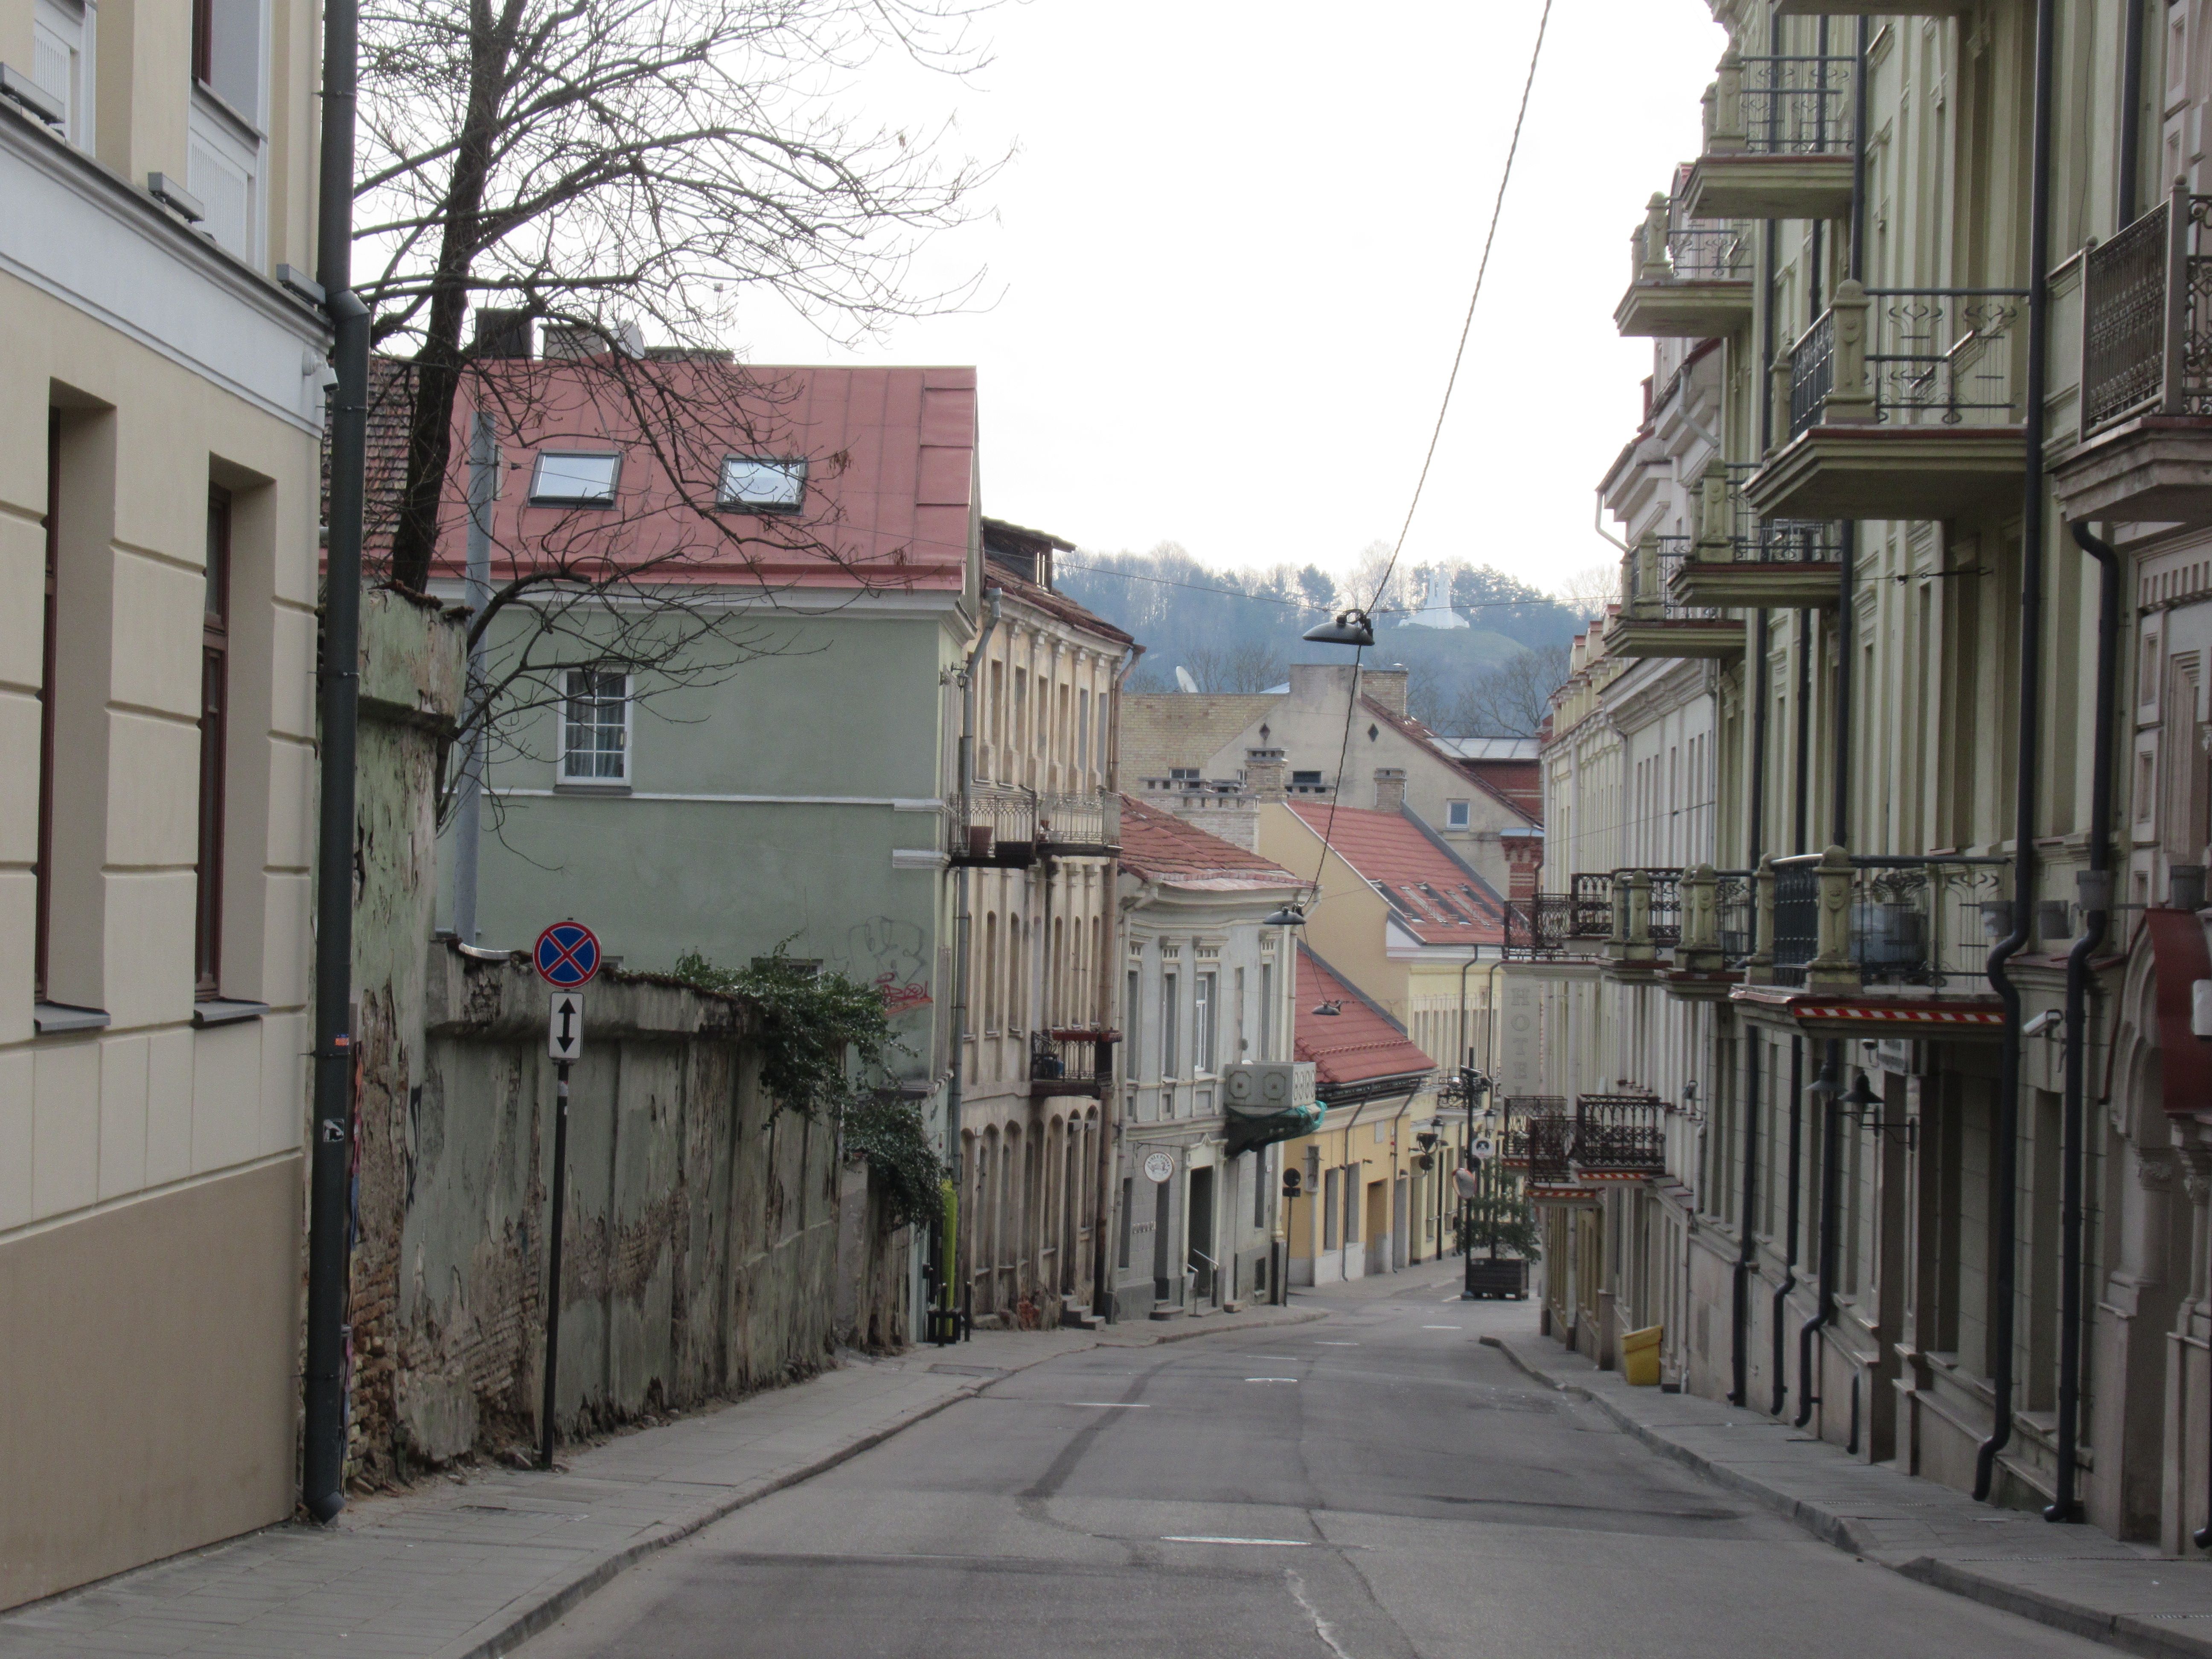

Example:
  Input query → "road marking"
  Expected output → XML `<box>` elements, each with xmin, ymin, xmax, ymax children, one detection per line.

<box><xmin>1067</xmin><ymin>1402</ymin><xmax>1150</xmax><ymax>1408</ymax></box>
<box><xmin>1316</xmin><ymin>1341</ymin><xmax>1359</xmax><ymax>1346</ymax></box>
<box><xmin>1246</xmin><ymin>1377</ymin><xmax>1298</xmax><ymax>1383</ymax></box>
<box><xmin>1423</xmin><ymin>1324</ymin><xmax>1462</xmax><ymax>1330</ymax></box>
<box><xmin>1161</xmin><ymin>1536</ymin><xmax>1311</xmax><ymax>1547</ymax></box>
<box><xmin>1441</xmin><ymin>1295</ymin><xmax>1463</xmax><ymax>1304</ymax></box>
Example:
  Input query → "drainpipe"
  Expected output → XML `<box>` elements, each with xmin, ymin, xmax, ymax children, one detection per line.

<box><xmin>450</xmin><ymin>411</ymin><xmax>496</xmax><ymax>944</ymax></box>
<box><xmin>946</xmin><ymin>589</ymin><xmax>1001</xmax><ymax>1324</ymax></box>
<box><xmin>2049</xmin><ymin>523</ymin><xmax>2121</xmax><ymax>1520</ymax></box>
<box><xmin>1978</xmin><ymin>0</ymin><xmax>2058</xmax><ymax>1506</ymax></box>
<box><xmin>1732</xmin><ymin>615</ymin><xmax>1769</xmax><ymax>1407</ymax></box>
<box><xmin>2120</xmin><ymin>0</ymin><xmax>2148</xmax><ymax>226</ymax></box>
<box><xmin>304</xmin><ymin>0</ymin><xmax>365</xmax><ymax>1525</ymax></box>
<box><xmin>1772</xmin><ymin>1038</ymin><xmax>1802</xmax><ymax>1416</ymax></box>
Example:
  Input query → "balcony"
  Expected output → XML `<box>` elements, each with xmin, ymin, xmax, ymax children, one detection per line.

<box><xmin>2052</xmin><ymin>185</ymin><xmax>2212</xmax><ymax>527</ymax></box>
<box><xmin>1601</xmin><ymin>867</ymin><xmax>1678</xmax><ymax>979</ymax></box>
<box><xmin>1734</xmin><ymin>847</ymin><xmax>2009</xmax><ymax>1038</ymax></box>
<box><xmin>1503</xmin><ymin>876</ymin><xmax>1612</xmax><ymax>963</ymax></box>
<box><xmin>946</xmin><ymin>785</ymin><xmax>1037</xmax><ymax>867</ymax></box>
<box><xmin>1682</xmin><ymin>51</ymin><xmax>1857</xmax><ymax>222</ymax></box>
<box><xmin>1615</xmin><ymin>190</ymin><xmax>1754</xmax><ymax>339</ymax></box>
<box><xmin>1668</xmin><ymin>867</ymin><xmax>1758</xmax><ymax>998</ymax></box>
<box><xmin>1037</xmin><ymin>789</ymin><xmax>1119</xmax><ymax>857</ymax></box>
<box><xmin>1606</xmin><ymin>536</ymin><xmax>1745</xmax><ymax>659</ymax></box>
<box><xmin>1029</xmin><ymin>1029</ymin><xmax>1116</xmax><ymax>1097</ymax></box>
<box><xmin>1522</xmin><ymin>1105</ymin><xmax>1577</xmax><ymax>1189</ymax></box>
<box><xmin>1570</xmin><ymin>1093</ymin><xmax>1668</xmax><ymax>1182</ymax></box>
<box><xmin>1671</xmin><ymin>462</ymin><xmax>1847</xmax><ymax>609</ymax></box>
<box><xmin>1743</xmin><ymin>281</ymin><xmax>2029</xmax><ymax>521</ymax></box>
<box><xmin>1497</xmin><ymin>1095</ymin><xmax>1566</xmax><ymax>1172</ymax></box>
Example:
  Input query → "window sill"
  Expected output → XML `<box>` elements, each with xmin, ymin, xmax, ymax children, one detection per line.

<box><xmin>554</xmin><ymin>780</ymin><xmax>632</xmax><ymax>795</ymax></box>
<box><xmin>34</xmin><ymin>1001</ymin><xmax>110</xmax><ymax>1035</ymax></box>
<box><xmin>193</xmin><ymin>998</ymin><xmax>270</xmax><ymax>1027</ymax></box>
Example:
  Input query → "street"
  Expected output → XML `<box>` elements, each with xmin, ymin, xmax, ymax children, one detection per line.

<box><xmin>515</xmin><ymin>1262</ymin><xmax>2109</xmax><ymax>1659</ymax></box>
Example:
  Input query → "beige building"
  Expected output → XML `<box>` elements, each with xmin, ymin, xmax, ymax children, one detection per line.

<box><xmin>954</xmin><ymin>522</ymin><xmax>1133</xmax><ymax>1327</ymax></box>
<box><xmin>0</xmin><ymin>0</ymin><xmax>330</xmax><ymax>1608</ymax></box>
<box><xmin>1532</xmin><ymin>0</ymin><xmax>2212</xmax><ymax>1553</ymax></box>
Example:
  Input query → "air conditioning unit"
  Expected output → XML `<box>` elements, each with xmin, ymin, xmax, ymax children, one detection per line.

<box><xmin>1222</xmin><ymin>1061</ymin><xmax>1317</xmax><ymax>1113</ymax></box>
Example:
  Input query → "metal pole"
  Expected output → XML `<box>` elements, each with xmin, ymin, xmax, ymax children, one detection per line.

<box><xmin>540</xmin><ymin>1059</ymin><xmax>572</xmax><ymax>1470</ymax></box>
<box><xmin>452</xmin><ymin>412</ymin><xmax>495</xmax><ymax>943</ymax></box>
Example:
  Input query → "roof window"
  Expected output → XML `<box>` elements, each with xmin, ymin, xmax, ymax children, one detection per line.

<box><xmin>530</xmin><ymin>451</ymin><xmax>620</xmax><ymax>506</ymax></box>
<box><xmin>719</xmin><ymin>455</ymin><xmax>806</xmax><ymax>512</ymax></box>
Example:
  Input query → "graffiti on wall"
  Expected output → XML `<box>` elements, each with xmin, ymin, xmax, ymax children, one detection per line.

<box><xmin>838</xmin><ymin>916</ymin><xmax>933</xmax><ymax>1017</ymax></box>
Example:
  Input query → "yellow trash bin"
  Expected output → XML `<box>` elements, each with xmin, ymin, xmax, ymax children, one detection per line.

<box><xmin>1621</xmin><ymin>1324</ymin><xmax>1663</xmax><ymax>1387</ymax></box>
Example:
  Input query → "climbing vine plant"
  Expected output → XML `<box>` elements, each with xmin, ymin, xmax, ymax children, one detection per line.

<box><xmin>671</xmin><ymin>945</ymin><xmax>945</xmax><ymax>1228</ymax></box>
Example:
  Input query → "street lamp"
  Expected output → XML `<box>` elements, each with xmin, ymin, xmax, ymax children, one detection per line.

<box><xmin>1302</xmin><ymin>608</ymin><xmax>1376</xmax><ymax>648</ymax></box>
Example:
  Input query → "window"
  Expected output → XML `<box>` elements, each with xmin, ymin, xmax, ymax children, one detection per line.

<box><xmin>1125</xmin><ymin>968</ymin><xmax>1140</xmax><ymax>1074</ymax></box>
<box><xmin>1252</xmin><ymin>1148</ymin><xmax>1267</xmax><ymax>1227</ymax></box>
<box><xmin>1078</xmin><ymin>688</ymin><xmax>1091</xmax><ymax>774</ymax></box>
<box><xmin>1118</xmin><ymin>1177</ymin><xmax>1134</xmax><ymax>1269</ymax></box>
<box><xmin>35</xmin><ymin>414</ymin><xmax>60</xmax><ymax>999</ymax></box>
<box><xmin>530</xmin><ymin>451</ymin><xmax>621</xmax><ymax>506</ymax></box>
<box><xmin>1292</xmin><ymin>770</ymin><xmax>1322</xmax><ymax>787</ymax></box>
<box><xmin>718</xmin><ymin>455</ymin><xmax>806</xmax><ymax>512</ymax></box>
<box><xmin>1322</xmin><ymin>1167</ymin><xmax>1339</xmax><ymax>1249</ymax></box>
<box><xmin>1446</xmin><ymin>799</ymin><xmax>1471</xmax><ymax>830</ymax></box>
<box><xmin>33</xmin><ymin>0</ymin><xmax>93</xmax><ymax>145</ymax></box>
<box><xmin>1258</xmin><ymin>962</ymin><xmax>1272</xmax><ymax>1059</ymax></box>
<box><xmin>560</xmin><ymin>670</ymin><xmax>630</xmax><ymax>782</ymax></box>
<box><xmin>1169</xmin><ymin>767</ymin><xmax>1199</xmax><ymax>782</ymax></box>
<box><xmin>1161</xmin><ymin>971</ymin><xmax>1179</xmax><ymax>1078</ymax></box>
<box><xmin>1194</xmin><ymin>972</ymin><xmax>1216</xmax><ymax>1072</ymax></box>
<box><xmin>195</xmin><ymin>487</ymin><xmax>231</xmax><ymax>997</ymax></box>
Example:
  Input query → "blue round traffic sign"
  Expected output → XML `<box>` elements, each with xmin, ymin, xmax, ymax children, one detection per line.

<box><xmin>534</xmin><ymin>922</ymin><xmax>601</xmax><ymax>988</ymax></box>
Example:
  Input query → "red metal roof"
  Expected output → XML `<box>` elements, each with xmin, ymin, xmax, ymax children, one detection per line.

<box><xmin>1295</xmin><ymin>946</ymin><xmax>1434</xmax><ymax>1090</ymax></box>
<box><xmin>1117</xmin><ymin>797</ymin><xmax>1303</xmax><ymax>888</ymax></box>
<box><xmin>1284</xmin><ymin>801</ymin><xmax>1507</xmax><ymax>947</ymax></box>
<box><xmin>408</xmin><ymin>361</ymin><xmax>977</xmax><ymax>592</ymax></box>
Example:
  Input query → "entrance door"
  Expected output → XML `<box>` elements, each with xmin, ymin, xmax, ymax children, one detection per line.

<box><xmin>1392</xmin><ymin>1176</ymin><xmax>1409</xmax><ymax>1270</ymax></box>
<box><xmin>1151</xmin><ymin>1177</ymin><xmax>1173</xmax><ymax>1303</ymax></box>
<box><xmin>1365</xmin><ymin>1180</ymin><xmax>1388</xmax><ymax>1276</ymax></box>
<box><xmin>1187</xmin><ymin>1167</ymin><xmax>1216</xmax><ymax>1303</ymax></box>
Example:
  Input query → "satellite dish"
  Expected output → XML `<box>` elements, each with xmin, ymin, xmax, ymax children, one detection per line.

<box><xmin>1175</xmin><ymin>665</ymin><xmax>1199</xmax><ymax>692</ymax></box>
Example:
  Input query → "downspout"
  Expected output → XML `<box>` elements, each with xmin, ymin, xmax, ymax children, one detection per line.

<box><xmin>1978</xmin><ymin>0</ymin><xmax>2058</xmax><ymax>1505</ymax></box>
<box><xmin>2120</xmin><ymin>0</ymin><xmax>2148</xmax><ymax>227</ymax></box>
<box><xmin>304</xmin><ymin>0</ymin><xmax>366</xmax><ymax>1525</ymax></box>
<box><xmin>1731</xmin><ymin>608</ymin><xmax>1770</xmax><ymax>1407</ymax></box>
<box><xmin>2049</xmin><ymin>523</ymin><xmax>2121</xmax><ymax>1520</ymax></box>
<box><xmin>947</xmin><ymin>589</ymin><xmax>1001</xmax><ymax>1322</ymax></box>
<box><xmin>1772</xmin><ymin>1039</ymin><xmax>1802</xmax><ymax>1415</ymax></box>
<box><xmin>450</xmin><ymin>411</ymin><xmax>495</xmax><ymax>944</ymax></box>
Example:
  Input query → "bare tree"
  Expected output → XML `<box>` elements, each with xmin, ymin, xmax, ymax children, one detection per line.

<box><xmin>1441</xmin><ymin>643</ymin><xmax>1573</xmax><ymax>738</ymax></box>
<box><xmin>1555</xmin><ymin>563</ymin><xmax>1619</xmax><ymax>623</ymax></box>
<box><xmin>356</xmin><ymin>0</ymin><xmax>999</xmax><ymax>594</ymax></box>
<box><xmin>1178</xmin><ymin>637</ymin><xmax>1287</xmax><ymax>694</ymax></box>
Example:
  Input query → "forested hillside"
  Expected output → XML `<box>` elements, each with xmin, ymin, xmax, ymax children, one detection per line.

<box><xmin>1055</xmin><ymin>542</ymin><xmax>1592</xmax><ymax>736</ymax></box>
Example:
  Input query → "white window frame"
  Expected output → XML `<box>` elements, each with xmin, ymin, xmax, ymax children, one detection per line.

<box><xmin>32</xmin><ymin>0</ymin><xmax>95</xmax><ymax>148</ymax></box>
<box><xmin>559</xmin><ymin>669</ymin><xmax>632</xmax><ymax>784</ymax></box>
<box><xmin>1446</xmin><ymin>798</ymin><xmax>1471</xmax><ymax>829</ymax></box>
<box><xmin>530</xmin><ymin>451</ymin><xmax>623</xmax><ymax>506</ymax></box>
<box><xmin>717</xmin><ymin>454</ymin><xmax>808</xmax><ymax>512</ymax></box>
<box><xmin>1193</xmin><ymin>971</ymin><xmax>1216</xmax><ymax>1074</ymax></box>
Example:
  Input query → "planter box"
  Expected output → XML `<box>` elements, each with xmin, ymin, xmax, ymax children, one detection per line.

<box><xmin>1464</xmin><ymin>1257</ymin><xmax>1530</xmax><ymax>1300</ymax></box>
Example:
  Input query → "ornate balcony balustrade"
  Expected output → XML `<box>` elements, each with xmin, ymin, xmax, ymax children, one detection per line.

<box><xmin>1522</xmin><ymin>1105</ymin><xmax>1575</xmax><ymax>1185</ymax></box>
<box><xmin>1570</xmin><ymin>1093</ymin><xmax>1668</xmax><ymax>1181</ymax></box>
<box><xmin>1497</xmin><ymin>1095</ymin><xmax>1566</xmax><ymax>1171</ymax></box>
<box><xmin>946</xmin><ymin>784</ymin><xmax>1037</xmax><ymax>867</ymax></box>
<box><xmin>1037</xmin><ymin>789</ymin><xmax>1119</xmax><ymax>856</ymax></box>
<box><xmin>1684</xmin><ymin>51</ymin><xmax>1857</xmax><ymax>221</ymax></box>
<box><xmin>1671</xmin><ymin>462</ymin><xmax>1847</xmax><ymax>609</ymax></box>
<box><xmin>1616</xmin><ymin>189</ymin><xmax>1753</xmax><ymax>339</ymax></box>
<box><xmin>2055</xmin><ymin>184</ymin><xmax>2212</xmax><ymax>526</ymax></box>
<box><xmin>1757</xmin><ymin>847</ymin><xmax>2010</xmax><ymax>994</ymax></box>
<box><xmin>1743</xmin><ymin>281</ymin><xmax>2031</xmax><ymax>521</ymax></box>
<box><xmin>1606</xmin><ymin>536</ymin><xmax>1744</xmax><ymax>660</ymax></box>
<box><xmin>1503</xmin><ymin>879</ymin><xmax>1613</xmax><ymax>963</ymax></box>
<box><xmin>1030</xmin><ymin>1029</ymin><xmax>1115</xmax><ymax>1097</ymax></box>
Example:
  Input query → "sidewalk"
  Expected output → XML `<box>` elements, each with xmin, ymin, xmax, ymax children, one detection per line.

<box><xmin>1485</xmin><ymin>1329</ymin><xmax>2212</xmax><ymax>1659</ymax></box>
<box><xmin>0</xmin><ymin>1303</ymin><xmax>1321</xmax><ymax>1659</ymax></box>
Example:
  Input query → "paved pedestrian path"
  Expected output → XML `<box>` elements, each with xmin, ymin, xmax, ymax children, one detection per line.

<box><xmin>1487</xmin><ymin>1330</ymin><xmax>2212</xmax><ymax>1659</ymax></box>
<box><xmin>0</xmin><ymin>1303</ymin><xmax>1321</xmax><ymax>1659</ymax></box>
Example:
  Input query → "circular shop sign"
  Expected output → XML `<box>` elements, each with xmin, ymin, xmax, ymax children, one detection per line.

<box><xmin>533</xmin><ymin>921</ymin><xmax>602</xmax><ymax>988</ymax></box>
<box><xmin>1143</xmin><ymin>1150</ymin><xmax>1176</xmax><ymax>1184</ymax></box>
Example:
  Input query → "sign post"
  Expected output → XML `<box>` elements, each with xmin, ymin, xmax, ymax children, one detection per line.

<box><xmin>533</xmin><ymin>922</ymin><xmax>600</xmax><ymax>1470</ymax></box>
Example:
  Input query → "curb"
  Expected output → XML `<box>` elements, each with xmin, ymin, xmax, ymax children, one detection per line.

<box><xmin>452</xmin><ymin>1310</ymin><xmax>1329</xmax><ymax>1656</ymax></box>
<box><xmin>1479</xmin><ymin>1335</ymin><xmax>2211</xmax><ymax>1659</ymax></box>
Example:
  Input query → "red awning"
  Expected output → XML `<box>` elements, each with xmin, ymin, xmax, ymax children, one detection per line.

<box><xmin>2147</xmin><ymin>908</ymin><xmax>2212</xmax><ymax>1116</ymax></box>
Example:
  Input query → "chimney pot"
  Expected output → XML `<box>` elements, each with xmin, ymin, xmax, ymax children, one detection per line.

<box><xmin>1373</xmin><ymin>767</ymin><xmax>1408</xmax><ymax>813</ymax></box>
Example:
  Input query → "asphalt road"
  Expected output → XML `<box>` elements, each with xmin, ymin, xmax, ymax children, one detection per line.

<box><xmin>518</xmin><ymin>1261</ymin><xmax>2109</xmax><ymax>1659</ymax></box>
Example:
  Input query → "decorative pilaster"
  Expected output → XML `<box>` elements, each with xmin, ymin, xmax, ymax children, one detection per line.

<box><xmin>1823</xmin><ymin>279</ymin><xmax>1879</xmax><ymax>424</ymax></box>
<box><xmin>1806</xmin><ymin>845</ymin><xmax>1860</xmax><ymax>996</ymax></box>
<box><xmin>1746</xmin><ymin>855</ymin><xmax>1777</xmax><ymax>986</ymax></box>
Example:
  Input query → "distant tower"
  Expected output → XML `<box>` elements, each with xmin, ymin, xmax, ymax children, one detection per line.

<box><xmin>1400</xmin><ymin>567</ymin><xmax>1469</xmax><ymax>630</ymax></box>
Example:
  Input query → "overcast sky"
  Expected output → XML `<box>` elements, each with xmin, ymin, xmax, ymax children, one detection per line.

<box><xmin>736</xmin><ymin>2</ymin><xmax>1729</xmax><ymax>599</ymax></box>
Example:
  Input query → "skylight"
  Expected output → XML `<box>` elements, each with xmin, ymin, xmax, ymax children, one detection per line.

<box><xmin>719</xmin><ymin>455</ymin><xmax>807</xmax><ymax>512</ymax></box>
<box><xmin>530</xmin><ymin>451</ymin><xmax>620</xmax><ymax>505</ymax></box>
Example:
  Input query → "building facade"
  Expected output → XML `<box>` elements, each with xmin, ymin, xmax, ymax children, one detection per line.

<box><xmin>0</xmin><ymin>0</ymin><xmax>329</xmax><ymax>1607</ymax></box>
<box><xmin>1531</xmin><ymin>0</ymin><xmax>2212</xmax><ymax>1550</ymax></box>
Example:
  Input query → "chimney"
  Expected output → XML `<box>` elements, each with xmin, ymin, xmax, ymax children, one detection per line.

<box><xmin>1245</xmin><ymin>747</ymin><xmax>1288</xmax><ymax>801</ymax></box>
<box><xmin>472</xmin><ymin>307</ymin><xmax>534</xmax><ymax>360</ymax></box>
<box><xmin>1373</xmin><ymin>767</ymin><xmax>1408</xmax><ymax>813</ymax></box>
<box><xmin>1502</xmin><ymin>829</ymin><xmax>1544</xmax><ymax>912</ymax></box>
<box><xmin>1364</xmin><ymin>667</ymin><xmax>1409</xmax><ymax>717</ymax></box>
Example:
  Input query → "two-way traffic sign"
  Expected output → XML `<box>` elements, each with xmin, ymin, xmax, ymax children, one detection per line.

<box><xmin>548</xmin><ymin>992</ymin><xmax>584</xmax><ymax>1061</ymax></box>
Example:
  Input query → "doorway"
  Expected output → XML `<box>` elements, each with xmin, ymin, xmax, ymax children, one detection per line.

<box><xmin>1188</xmin><ymin>1167</ymin><xmax>1216</xmax><ymax>1304</ymax></box>
<box><xmin>1151</xmin><ymin>1176</ymin><xmax>1173</xmax><ymax>1303</ymax></box>
<box><xmin>1365</xmin><ymin>1179</ymin><xmax>1388</xmax><ymax>1276</ymax></box>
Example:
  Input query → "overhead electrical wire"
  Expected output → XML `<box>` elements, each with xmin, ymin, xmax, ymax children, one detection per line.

<box><xmin>1057</xmin><ymin>560</ymin><xmax>1576</xmax><ymax>616</ymax></box>
<box><xmin>1306</xmin><ymin>0</ymin><xmax>1555</xmax><ymax>902</ymax></box>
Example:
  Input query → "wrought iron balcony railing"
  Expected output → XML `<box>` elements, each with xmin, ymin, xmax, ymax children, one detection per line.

<box><xmin>1030</xmin><ymin>1029</ymin><xmax>1115</xmax><ymax>1094</ymax></box>
<box><xmin>1683</xmin><ymin>463</ymin><xmax>1847</xmax><ymax>568</ymax></box>
<box><xmin>1036</xmin><ymin>789</ymin><xmax>1118</xmax><ymax>854</ymax></box>
<box><xmin>1784</xmin><ymin>283</ymin><xmax>2029</xmax><ymax>439</ymax></box>
<box><xmin>1714</xmin><ymin>869</ymin><xmax>1756</xmax><ymax>968</ymax></box>
<box><xmin>2082</xmin><ymin>183</ymin><xmax>2212</xmax><ymax>436</ymax></box>
<box><xmin>1706</xmin><ymin>51</ymin><xmax>1857</xmax><ymax>157</ymax></box>
<box><xmin>1571</xmin><ymin>1093</ymin><xmax>1668</xmax><ymax>1179</ymax></box>
<box><xmin>1624</xmin><ymin>538</ymin><xmax>1724</xmax><ymax>623</ymax></box>
<box><xmin>1569</xmin><ymin>872</ymin><xmax>1614</xmax><ymax>939</ymax></box>
<box><xmin>1523</xmin><ymin>1105</ymin><xmax>1575</xmax><ymax>1185</ymax></box>
<box><xmin>1629</xmin><ymin>189</ymin><xmax>1752</xmax><ymax>285</ymax></box>
<box><xmin>1762</xmin><ymin>849</ymin><xmax>2010</xmax><ymax>992</ymax></box>
<box><xmin>947</xmin><ymin>784</ymin><xmax>1036</xmax><ymax>867</ymax></box>
<box><xmin>1498</xmin><ymin>1095</ymin><xmax>1567</xmax><ymax>1172</ymax></box>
